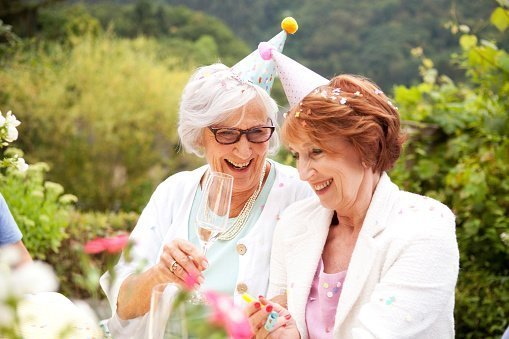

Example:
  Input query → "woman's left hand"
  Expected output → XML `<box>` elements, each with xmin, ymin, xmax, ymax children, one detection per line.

<box><xmin>244</xmin><ymin>296</ymin><xmax>300</xmax><ymax>339</ymax></box>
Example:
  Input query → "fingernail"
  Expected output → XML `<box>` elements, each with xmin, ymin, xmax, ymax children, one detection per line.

<box><xmin>285</xmin><ymin>314</ymin><xmax>292</xmax><ymax>320</ymax></box>
<box><xmin>198</xmin><ymin>276</ymin><xmax>205</xmax><ymax>284</ymax></box>
<box><xmin>282</xmin><ymin>323</ymin><xmax>287</xmax><ymax>328</ymax></box>
<box><xmin>265</xmin><ymin>304</ymin><xmax>273</xmax><ymax>313</ymax></box>
<box><xmin>254</xmin><ymin>302</ymin><xmax>261</xmax><ymax>309</ymax></box>
<box><xmin>202</xmin><ymin>261</ymin><xmax>208</xmax><ymax>269</ymax></box>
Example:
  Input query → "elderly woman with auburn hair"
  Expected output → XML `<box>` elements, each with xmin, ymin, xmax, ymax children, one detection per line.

<box><xmin>246</xmin><ymin>74</ymin><xmax>459</xmax><ymax>339</ymax></box>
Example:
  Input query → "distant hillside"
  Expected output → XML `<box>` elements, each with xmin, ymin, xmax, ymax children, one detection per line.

<box><xmin>164</xmin><ymin>0</ymin><xmax>506</xmax><ymax>89</ymax></box>
<box><xmin>4</xmin><ymin>0</ymin><xmax>507</xmax><ymax>89</ymax></box>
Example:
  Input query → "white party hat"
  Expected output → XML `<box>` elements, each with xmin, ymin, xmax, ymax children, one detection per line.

<box><xmin>231</xmin><ymin>17</ymin><xmax>298</xmax><ymax>94</ymax></box>
<box><xmin>258</xmin><ymin>43</ymin><xmax>329</xmax><ymax>107</ymax></box>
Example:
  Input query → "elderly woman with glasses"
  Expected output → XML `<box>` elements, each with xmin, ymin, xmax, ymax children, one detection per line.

<box><xmin>99</xmin><ymin>61</ymin><xmax>312</xmax><ymax>337</ymax></box>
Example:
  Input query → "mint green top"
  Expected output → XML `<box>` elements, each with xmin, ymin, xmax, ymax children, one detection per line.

<box><xmin>188</xmin><ymin>161</ymin><xmax>276</xmax><ymax>294</ymax></box>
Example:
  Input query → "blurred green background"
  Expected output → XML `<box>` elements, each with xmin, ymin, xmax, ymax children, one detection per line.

<box><xmin>0</xmin><ymin>0</ymin><xmax>508</xmax><ymax>337</ymax></box>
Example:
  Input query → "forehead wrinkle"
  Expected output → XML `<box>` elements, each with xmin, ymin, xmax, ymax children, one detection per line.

<box><xmin>219</xmin><ymin>101</ymin><xmax>267</xmax><ymax>129</ymax></box>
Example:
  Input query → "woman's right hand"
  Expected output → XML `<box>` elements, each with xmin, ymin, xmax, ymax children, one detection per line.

<box><xmin>156</xmin><ymin>238</ymin><xmax>208</xmax><ymax>288</ymax></box>
<box><xmin>245</xmin><ymin>297</ymin><xmax>300</xmax><ymax>339</ymax></box>
<box><xmin>117</xmin><ymin>238</ymin><xmax>208</xmax><ymax>319</ymax></box>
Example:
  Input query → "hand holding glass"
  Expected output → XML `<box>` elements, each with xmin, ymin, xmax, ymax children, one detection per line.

<box><xmin>192</xmin><ymin>171</ymin><xmax>233</xmax><ymax>303</ymax></box>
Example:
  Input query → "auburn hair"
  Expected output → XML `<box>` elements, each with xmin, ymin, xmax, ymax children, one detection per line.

<box><xmin>282</xmin><ymin>74</ymin><xmax>406</xmax><ymax>172</ymax></box>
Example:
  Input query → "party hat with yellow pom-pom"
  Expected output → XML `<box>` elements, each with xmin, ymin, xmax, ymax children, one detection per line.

<box><xmin>231</xmin><ymin>17</ymin><xmax>298</xmax><ymax>94</ymax></box>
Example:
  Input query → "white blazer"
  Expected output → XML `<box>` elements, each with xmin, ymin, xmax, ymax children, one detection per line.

<box><xmin>100</xmin><ymin>160</ymin><xmax>312</xmax><ymax>338</ymax></box>
<box><xmin>268</xmin><ymin>173</ymin><xmax>459</xmax><ymax>339</ymax></box>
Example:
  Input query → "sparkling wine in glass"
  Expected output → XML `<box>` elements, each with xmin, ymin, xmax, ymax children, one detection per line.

<box><xmin>191</xmin><ymin>171</ymin><xmax>233</xmax><ymax>303</ymax></box>
<box><xmin>196</xmin><ymin>171</ymin><xmax>233</xmax><ymax>255</ymax></box>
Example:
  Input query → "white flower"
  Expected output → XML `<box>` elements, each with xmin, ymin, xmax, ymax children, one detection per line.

<box><xmin>340</xmin><ymin>97</ymin><xmax>347</xmax><ymax>105</ymax></box>
<box><xmin>16</xmin><ymin>157</ymin><xmax>29</xmax><ymax>172</ymax></box>
<box><xmin>5</xmin><ymin>125</ymin><xmax>19</xmax><ymax>142</ymax></box>
<box><xmin>0</xmin><ymin>271</ymin><xmax>9</xmax><ymax>301</ymax></box>
<box><xmin>10</xmin><ymin>261</ymin><xmax>59</xmax><ymax>296</ymax></box>
<box><xmin>5</xmin><ymin>111</ymin><xmax>20</xmax><ymax>128</ymax></box>
<box><xmin>501</xmin><ymin>232</ymin><xmax>509</xmax><ymax>246</ymax></box>
<box><xmin>0</xmin><ymin>246</ymin><xmax>23</xmax><ymax>268</ymax></box>
<box><xmin>1</xmin><ymin>111</ymin><xmax>21</xmax><ymax>142</ymax></box>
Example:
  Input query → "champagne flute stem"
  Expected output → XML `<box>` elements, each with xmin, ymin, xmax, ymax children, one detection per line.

<box><xmin>201</xmin><ymin>243</ymin><xmax>210</xmax><ymax>256</ymax></box>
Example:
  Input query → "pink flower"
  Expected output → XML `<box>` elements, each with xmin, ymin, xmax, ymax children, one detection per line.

<box><xmin>84</xmin><ymin>234</ymin><xmax>130</xmax><ymax>254</ymax></box>
<box><xmin>204</xmin><ymin>291</ymin><xmax>252</xmax><ymax>339</ymax></box>
<box><xmin>103</xmin><ymin>234</ymin><xmax>129</xmax><ymax>253</ymax></box>
<box><xmin>84</xmin><ymin>238</ymin><xmax>108</xmax><ymax>254</ymax></box>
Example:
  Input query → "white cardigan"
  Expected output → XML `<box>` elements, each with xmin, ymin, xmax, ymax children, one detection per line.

<box><xmin>268</xmin><ymin>173</ymin><xmax>459</xmax><ymax>339</ymax></box>
<box><xmin>100</xmin><ymin>161</ymin><xmax>312</xmax><ymax>338</ymax></box>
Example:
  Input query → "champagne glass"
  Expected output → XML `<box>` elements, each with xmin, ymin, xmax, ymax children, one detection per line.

<box><xmin>148</xmin><ymin>283</ymin><xmax>181</xmax><ymax>339</ymax></box>
<box><xmin>192</xmin><ymin>171</ymin><xmax>233</xmax><ymax>302</ymax></box>
<box><xmin>196</xmin><ymin>171</ymin><xmax>233</xmax><ymax>255</ymax></box>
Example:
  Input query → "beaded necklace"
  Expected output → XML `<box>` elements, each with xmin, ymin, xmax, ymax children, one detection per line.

<box><xmin>218</xmin><ymin>161</ymin><xmax>267</xmax><ymax>241</ymax></box>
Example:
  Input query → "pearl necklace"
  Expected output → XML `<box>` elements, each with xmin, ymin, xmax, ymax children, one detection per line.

<box><xmin>218</xmin><ymin>161</ymin><xmax>267</xmax><ymax>241</ymax></box>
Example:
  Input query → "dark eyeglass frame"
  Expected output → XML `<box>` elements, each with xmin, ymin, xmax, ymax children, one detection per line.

<box><xmin>208</xmin><ymin>121</ymin><xmax>275</xmax><ymax>145</ymax></box>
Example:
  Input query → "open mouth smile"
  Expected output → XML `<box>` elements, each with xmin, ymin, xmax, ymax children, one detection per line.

<box><xmin>225</xmin><ymin>159</ymin><xmax>252</xmax><ymax>170</ymax></box>
<box><xmin>313</xmin><ymin>179</ymin><xmax>333</xmax><ymax>191</ymax></box>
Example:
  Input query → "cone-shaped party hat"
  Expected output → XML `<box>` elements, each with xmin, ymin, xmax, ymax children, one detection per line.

<box><xmin>258</xmin><ymin>43</ymin><xmax>329</xmax><ymax>107</ymax></box>
<box><xmin>231</xmin><ymin>17</ymin><xmax>298</xmax><ymax>94</ymax></box>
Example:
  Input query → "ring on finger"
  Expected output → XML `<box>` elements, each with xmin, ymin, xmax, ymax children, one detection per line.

<box><xmin>169</xmin><ymin>260</ymin><xmax>180</xmax><ymax>273</ymax></box>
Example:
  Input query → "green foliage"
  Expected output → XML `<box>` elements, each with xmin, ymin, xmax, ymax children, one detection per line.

<box><xmin>46</xmin><ymin>210</ymin><xmax>139</xmax><ymax>299</ymax></box>
<box><xmin>37</xmin><ymin>4</ymin><xmax>102</xmax><ymax>43</ymax></box>
<box><xmin>84</xmin><ymin>1</ymin><xmax>250</xmax><ymax>66</ymax></box>
<box><xmin>491</xmin><ymin>7</ymin><xmax>509</xmax><ymax>31</ymax></box>
<box><xmin>167</xmin><ymin>0</ymin><xmax>508</xmax><ymax>90</ymax></box>
<box><xmin>0</xmin><ymin>19</ymin><xmax>21</xmax><ymax>58</ymax></box>
<box><xmin>455</xmin><ymin>270</ymin><xmax>509</xmax><ymax>337</ymax></box>
<box><xmin>0</xmin><ymin>161</ymin><xmax>77</xmax><ymax>260</ymax></box>
<box><xmin>391</xmin><ymin>4</ymin><xmax>509</xmax><ymax>337</ymax></box>
<box><xmin>1</xmin><ymin>2</ymin><xmax>250</xmax><ymax>212</ymax></box>
<box><xmin>0</xmin><ymin>33</ymin><xmax>204</xmax><ymax>211</ymax></box>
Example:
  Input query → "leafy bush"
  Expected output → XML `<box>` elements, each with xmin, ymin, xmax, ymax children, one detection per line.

<box><xmin>1</xmin><ymin>161</ymin><xmax>77</xmax><ymax>260</ymax></box>
<box><xmin>0</xmin><ymin>33</ymin><xmax>203</xmax><ymax>211</ymax></box>
<box><xmin>47</xmin><ymin>210</ymin><xmax>139</xmax><ymax>299</ymax></box>
<box><xmin>1</xmin><ymin>109</ymin><xmax>138</xmax><ymax>298</ymax></box>
<box><xmin>84</xmin><ymin>1</ymin><xmax>250</xmax><ymax>66</ymax></box>
<box><xmin>0</xmin><ymin>19</ymin><xmax>21</xmax><ymax>59</ymax></box>
<box><xmin>390</xmin><ymin>4</ymin><xmax>509</xmax><ymax>337</ymax></box>
<box><xmin>37</xmin><ymin>3</ymin><xmax>103</xmax><ymax>43</ymax></box>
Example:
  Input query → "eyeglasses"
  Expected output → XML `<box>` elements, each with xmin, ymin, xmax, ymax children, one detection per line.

<box><xmin>208</xmin><ymin>123</ymin><xmax>275</xmax><ymax>145</ymax></box>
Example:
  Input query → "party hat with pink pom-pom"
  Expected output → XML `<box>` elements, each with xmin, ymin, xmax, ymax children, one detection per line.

<box><xmin>258</xmin><ymin>43</ymin><xmax>329</xmax><ymax>108</ymax></box>
<box><xmin>231</xmin><ymin>17</ymin><xmax>298</xmax><ymax>94</ymax></box>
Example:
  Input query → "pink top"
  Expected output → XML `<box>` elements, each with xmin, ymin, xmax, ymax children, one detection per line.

<box><xmin>305</xmin><ymin>259</ymin><xmax>347</xmax><ymax>338</ymax></box>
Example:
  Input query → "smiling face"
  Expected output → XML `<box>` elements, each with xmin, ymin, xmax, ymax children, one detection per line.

<box><xmin>289</xmin><ymin>137</ymin><xmax>370</xmax><ymax>213</ymax></box>
<box><xmin>202</xmin><ymin>99</ymin><xmax>271</xmax><ymax>195</ymax></box>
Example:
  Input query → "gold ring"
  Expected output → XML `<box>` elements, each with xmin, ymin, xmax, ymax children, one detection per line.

<box><xmin>169</xmin><ymin>260</ymin><xmax>179</xmax><ymax>273</ymax></box>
